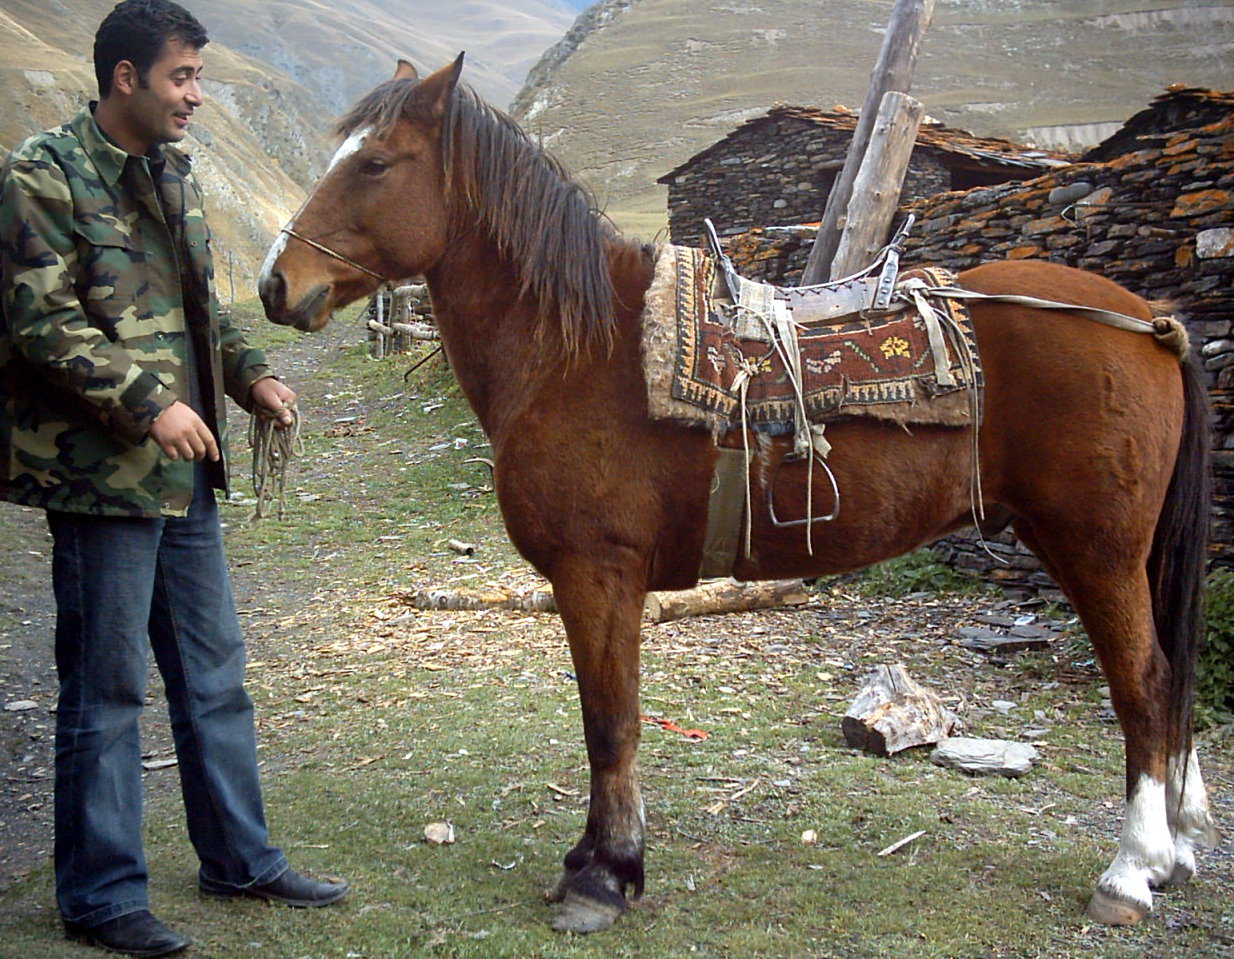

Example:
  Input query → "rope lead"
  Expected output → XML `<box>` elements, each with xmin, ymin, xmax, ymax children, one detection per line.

<box><xmin>249</xmin><ymin>402</ymin><xmax>303</xmax><ymax>521</ymax></box>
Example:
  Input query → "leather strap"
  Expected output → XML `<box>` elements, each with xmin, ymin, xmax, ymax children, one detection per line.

<box><xmin>926</xmin><ymin>286</ymin><xmax>1158</xmax><ymax>336</ymax></box>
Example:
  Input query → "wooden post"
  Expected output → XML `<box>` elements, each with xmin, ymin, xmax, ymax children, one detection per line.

<box><xmin>800</xmin><ymin>0</ymin><xmax>934</xmax><ymax>285</ymax></box>
<box><xmin>828</xmin><ymin>91</ymin><xmax>924</xmax><ymax>279</ymax></box>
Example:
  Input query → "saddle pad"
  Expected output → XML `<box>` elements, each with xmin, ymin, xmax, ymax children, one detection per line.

<box><xmin>640</xmin><ymin>244</ymin><xmax>983</xmax><ymax>436</ymax></box>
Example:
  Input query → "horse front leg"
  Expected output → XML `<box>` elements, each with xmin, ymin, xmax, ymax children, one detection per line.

<box><xmin>546</xmin><ymin>554</ymin><xmax>647</xmax><ymax>933</ymax></box>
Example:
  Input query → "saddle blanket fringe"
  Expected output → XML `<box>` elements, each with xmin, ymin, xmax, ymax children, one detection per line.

<box><xmin>640</xmin><ymin>244</ymin><xmax>983</xmax><ymax>436</ymax></box>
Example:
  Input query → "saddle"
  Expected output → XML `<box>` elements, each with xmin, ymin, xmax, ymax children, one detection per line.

<box><xmin>639</xmin><ymin>217</ymin><xmax>984</xmax><ymax>449</ymax></box>
<box><xmin>638</xmin><ymin>219</ymin><xmax>985</xmax><ymax>578</ymax></box>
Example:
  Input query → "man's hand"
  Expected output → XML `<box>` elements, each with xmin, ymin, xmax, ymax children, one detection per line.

<box><xmin>250</xmin><ymin>377</ymin><xmax>297</xmax><ymax>429</ymax></box>
<box><xmin>149</xmin><ymin>401</ymin><xmax>219</xmax><ymax>462</ymax></box>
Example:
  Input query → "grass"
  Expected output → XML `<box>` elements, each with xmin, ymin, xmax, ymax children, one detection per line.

<box><xmin>1</xmin><ymin>302</ymin><xmax>1231</xmax><ymax>958</ymax></box>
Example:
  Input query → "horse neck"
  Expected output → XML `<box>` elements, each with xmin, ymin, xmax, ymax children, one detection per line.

<box><xmin>423</xmin><ymin>230</ymin><xmax>565</xmax><ymax>438</ymax></box>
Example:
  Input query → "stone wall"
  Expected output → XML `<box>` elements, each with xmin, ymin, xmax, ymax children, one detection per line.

<box><xmin>722</xmin><ymin>114</ymin><xmax>1234</xmax><ymax>579</ymax></box>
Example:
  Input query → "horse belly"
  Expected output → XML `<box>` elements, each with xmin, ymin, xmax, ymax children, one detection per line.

<box><xmin>735</xmin><ymin>421</ymin><xmax>977</xmax><ymax>581</ymax></box>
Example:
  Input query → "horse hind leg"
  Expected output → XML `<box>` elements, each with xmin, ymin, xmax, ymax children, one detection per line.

<box><xmin>1015</xmin><ymin>520</ymin><xmax>1178</xmax><ymax>924</ymax></box>
<box><xmin>1075</xmin><ymin>575</ymin><xmax>1180</xmax><ymax>924</ymax></box>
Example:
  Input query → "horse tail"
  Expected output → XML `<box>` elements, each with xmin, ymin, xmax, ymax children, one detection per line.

<box><xmin>1148</xmin><ymin>350</ymin><xmax>1211</xmax><ymax>761</ymax></box>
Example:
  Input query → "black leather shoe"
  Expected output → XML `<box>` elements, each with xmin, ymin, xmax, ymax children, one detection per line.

<box><xmin>200</xmin><ymin>868</ymin><xmax>348</xmax><ymax>908</ymax></box>
<box><xmin>63</xmin><ymin>910</ymin><xmax>190</xmax><ymax>957</ymax></box>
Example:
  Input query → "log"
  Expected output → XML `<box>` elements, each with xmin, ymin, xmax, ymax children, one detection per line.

<box><xmin>393</xmin><ymin>578</ymin><xmax>809</xmax><ymax>621</ymax></box>
<box><xmin>396</xmin><ymin>585</ymin><xmax>558</xmax><ymax>613</ymax></box>
<box><xmin>391</xmin><ymin>320</ymin><xmax>439</xmax><ymax>340</ymax></box>
<box><xmin>841</xmin><ymin>663</ymin><xmax>958</xmax><ymax>756</ymax></box>
<box><xmin>393</xmin><ymin>282</ymin><xmax>429</xmax><ymax>302</ymax></box>
<box><xmin>828</xmin><ymin>92</ymin><xmax>924</xmax><ymax>279</ymax></box>
<box><xmin>801</xmin><ymin>0</ymin><xmax>935</xmax><ymax>284</ymax></box>
<box><xmin>643</xmin><ymin>578</ymin><xmax>808</xmax><ymax>623</ymax></box>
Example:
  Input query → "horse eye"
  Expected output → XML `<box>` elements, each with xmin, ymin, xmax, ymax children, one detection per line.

<box><xmin>359</xmin><ymin>158</ymin><xmax>388</xmax><ymax>177</ymax></box>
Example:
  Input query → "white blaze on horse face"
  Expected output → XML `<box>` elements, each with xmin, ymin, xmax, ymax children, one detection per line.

<box><xmin>259</xmin><ymin>228</ymin><xmax>289</xmax><ymax>288</ymax></box>
<box><xmin>1096</xmin><ymin>774</ymin><xmax>1175</xmax><ymax>910</ymax></box>
<box><xmin>327</xmin><ymin>127</ymin><xmax>370</xmax><ymax>172</ymax></box>
<box><xmin>258</xmin><ymin>126</ymin><xmax>371</xmax><ymax>288</ymax></box>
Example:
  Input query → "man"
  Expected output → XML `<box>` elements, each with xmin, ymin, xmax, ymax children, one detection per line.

<box><xmin>0</xmin><ymin>2</ymin><xmax>347</xmax><ymax>955</ymax></box>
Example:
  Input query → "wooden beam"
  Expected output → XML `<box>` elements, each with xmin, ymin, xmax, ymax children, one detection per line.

<box><xmin>800</xmin><ymin>0</ymin><xmax>935</xmax><ymax>285</ymax></box>
<box><xmin>829</xmin><ymin>91</ymin><xmax>924</xmax><ymax>279</ymax></box>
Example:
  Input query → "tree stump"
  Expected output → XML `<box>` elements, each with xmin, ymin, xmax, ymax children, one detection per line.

<box><xmin>841</xmin><ymin>663</ymin><xmax>958</xmax><ymax>756</ymax></box>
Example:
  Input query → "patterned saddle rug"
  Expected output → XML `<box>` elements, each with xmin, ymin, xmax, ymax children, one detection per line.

<box><xmin>640</xmin><ymin>244</ymin><xmax>983</xmax><ymax>439</ymax></box>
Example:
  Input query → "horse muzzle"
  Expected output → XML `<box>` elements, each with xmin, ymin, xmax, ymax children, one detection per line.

<box><xmin>260</xmin><ymin>270</ymin><xmax>332</xmax><ymax>332</ymax></box>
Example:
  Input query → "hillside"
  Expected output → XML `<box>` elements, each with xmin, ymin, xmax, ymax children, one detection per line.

<box><xmin>0</xmin><ymin>0</ymin><xmax>574</xmax><ymax>293</ymax></box>
<box><xmin>512</xmin><ymin>0</ymin><xmax>1234</xmax><ymax>235</ymax></box>
<box><xmin>187</xmin><ymin>0</ymin><xmax>575</xmax><ymax>115</ymax></box>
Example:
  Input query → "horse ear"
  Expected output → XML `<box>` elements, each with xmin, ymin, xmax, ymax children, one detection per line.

<box><xmin>419</xmin><ymin>52</ymin><xmax>465</xmax><ymax>119</ymax></box>
<box><xmin>393</xmin><ymin>59</ymin><xmax>419</xmax><ymax>81</ymax></box>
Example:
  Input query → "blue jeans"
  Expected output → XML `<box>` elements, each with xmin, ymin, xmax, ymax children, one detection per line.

<box><xmin>48</xmin><ymin>466</ymin><xmax>287</xmax><ymax>926</ymax></box>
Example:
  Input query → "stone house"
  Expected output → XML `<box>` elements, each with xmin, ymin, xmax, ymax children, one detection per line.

<box><xmin>657</xmin><ymin>104</ymin><xmax>1070</xmax><ymax>246</ymax></box>
<box><xmin>713</xmin><ymin>87</ymin><xmax>1234</xmax><ymax>578</ymax></box>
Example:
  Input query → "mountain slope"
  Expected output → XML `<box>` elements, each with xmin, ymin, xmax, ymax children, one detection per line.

<box><xmin>189</xmin><ymin>0</ymin><xmax>575</xmax><ymax>114</ymax></box>
<box><xmin>513</xmin><ymin>0</ymin><xmax>1234</xmax><ymax>234</ymax></box>
<box><xmin>0</xmin><ymin>0</ymin><xmax>574</xmax><ymax>291</ymax></box>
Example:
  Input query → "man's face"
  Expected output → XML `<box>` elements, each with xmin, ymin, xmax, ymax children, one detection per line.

<box><xmin>127</xmin><ymin>38</ymin><xmax>204</xmax><ymax>151</ymax></box>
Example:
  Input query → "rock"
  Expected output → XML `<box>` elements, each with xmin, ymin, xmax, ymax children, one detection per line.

<box><xmin>1048</xmin><ymin>182</ymin><xmax>1093</xmax><ymax>206</ymax></box>
<box><xmin>957</xmin><ymin>626</ymin><xmax>1051</xmax><ymax>653</ymax></box>
<box><xmin>1197</xmin><ymin>227</ymin><xmax>1234</xmax><ymax>259</ymax></box>
<box><xmin>424</xmin><ymin>822</ymin><xmax>456</xmax><ymax>845</ymax></box>
<box><xmin>931</xmin><ymin>738</ymin><xmax>1039</xmax><ymax>778</ymax></box>
<box><xmin>3</xmin><ymin>700</ymin><xmax>39</xmax><ymax>712</ymax></box>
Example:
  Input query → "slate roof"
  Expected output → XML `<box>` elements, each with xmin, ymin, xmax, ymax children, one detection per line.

<box><xmin>657</xmin><ymin>104</ymin><xmax>1072</xmax><ymax>183</ymax></box>
<box><xmin>1081</xmin><ymin>85</ymin><xmax>1234</xmax><ymax>162</ymax></box>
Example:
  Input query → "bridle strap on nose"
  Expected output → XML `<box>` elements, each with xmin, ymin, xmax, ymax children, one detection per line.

<box><xmin>281</xmin><ymin>227</ymin><xmax>389</xmax><ymax>283</ymax></box>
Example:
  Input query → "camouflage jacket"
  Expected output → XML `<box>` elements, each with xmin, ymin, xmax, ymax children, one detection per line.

<box><xmin>0</xmin><ymin>104</ymin><xmax>272</xmax><ymax>517</ymax></box>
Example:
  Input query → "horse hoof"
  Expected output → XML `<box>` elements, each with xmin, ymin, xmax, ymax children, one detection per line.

<box><xmin>1165</xmin><ymin>857</ymin><xmax>1196</xmax><ymax>887</ymax></box>
<box><xmin>550</xmin><ymin>890</ymin><xmax>624</xmax><ymax>934</ymax></box>
<box><xmin>1085</xmin><ymin>888</ymin><xmax>1148</xmax><ymax>925</ymax></box>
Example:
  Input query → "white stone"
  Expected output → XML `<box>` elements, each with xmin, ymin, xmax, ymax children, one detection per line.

<box><xmin>931</xmin><ymin>737</ymin><xmax>1039</xmax><ymax>777</ymax></box>
<box><xmin>1197</xmin><ymin>228</ymin><xmax>1234</xmax><ymax>260</ymax></box>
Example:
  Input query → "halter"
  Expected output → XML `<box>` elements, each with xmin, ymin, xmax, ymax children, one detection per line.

<box><xmin>280</xmin><ymin>227</ymin><xmax>390</xmax><ymax>283</ymax></box>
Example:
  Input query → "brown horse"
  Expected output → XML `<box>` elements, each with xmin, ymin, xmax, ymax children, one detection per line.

<box><xmin>259</xmin><ymin>56</ymin><xmax>1217</xmax><ymax>933</ymax></box>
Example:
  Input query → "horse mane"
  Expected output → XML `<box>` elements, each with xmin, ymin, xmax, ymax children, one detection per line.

<box><xmin>337</xmin><ymin>78</ymin><xmax>630</xmax><ymax>355</ymax></box>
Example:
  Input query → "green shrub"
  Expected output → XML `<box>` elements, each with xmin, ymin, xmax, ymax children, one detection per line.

<box><xmin>848</xmin><ymin>547</ymin><xmax>986</xmax><ymax>598</ymax></box>
<box><xmin>1197</xmin><ymin>568</ymin><xmax>1234</xmax><ymax>729</ymax></box>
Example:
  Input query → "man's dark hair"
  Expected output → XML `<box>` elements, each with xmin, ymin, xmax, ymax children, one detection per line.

<box><xmin>93</xmin><ymin>0</ymin><xmax>208</xmax><ymax>98</ymax></box>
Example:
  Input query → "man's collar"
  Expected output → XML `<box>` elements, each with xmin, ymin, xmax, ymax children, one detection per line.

<box><xmin>71</xmin><ymin>103</ymin><xmax>193</xmax><ymax>186</ymax></box>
